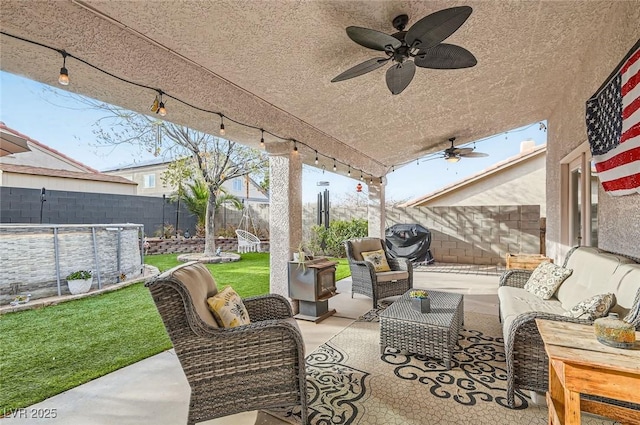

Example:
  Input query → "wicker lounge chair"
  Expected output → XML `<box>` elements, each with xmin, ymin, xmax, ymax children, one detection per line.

<box><xmin>344</xmin><ymin>237</ymin><xmax>413</xmax><ymax>307</ymax></box>
<box><xmin>146</xmin><ymin>261</ymin><xmax>308</xmax><ymax>425</ymax></box>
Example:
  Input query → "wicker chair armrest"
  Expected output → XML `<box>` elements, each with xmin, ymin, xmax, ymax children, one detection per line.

<box><xmin>181</xmin><ymin>319</ymin><xmax>305</xmax><ymax>371</ymax></box>
<box><xmin>499</xmin><ymin>270</ymin><xmax>533</xmax><ymax>288</ymax></box>
<box><xmin>243</xmin><ymin>294</ymin><xmax>293</xmax><ymax>321</ymax></box>
<box><xmin>387</xmin><ymin>257</ymin><xmax>411</xmax><ymax>272</ymax></box>
<box><xmin>349</xmin><ymin>259</ymin><xmax>377</xmax><ymax>280</ymax></box>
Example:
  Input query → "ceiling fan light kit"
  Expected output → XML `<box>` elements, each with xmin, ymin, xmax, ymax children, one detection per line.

<box><xmin>332</xmin><ymin>6</ymin><xmax>477</xmax><ymax>95</ymax></box>
<box><xmin>441</xmin><ymin>137</ymin><xmax>488</xmax><ymax>163</ymax></box>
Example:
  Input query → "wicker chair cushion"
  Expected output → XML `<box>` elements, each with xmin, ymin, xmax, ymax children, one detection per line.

<box><xmin>361</xmin><ymin>249</ymin><xmax>391</xmax><ymax>272</ymax></box>
<box><xmin>563</xmin><ymin>293</ymin><xmax>616</xmax><ymax>320</ymax></box>
<box><xmin>349</xmin><ymin>238</ymin><xmax>384</xmax><ymax>261</ymax></box>
<box><xmin>523</xmin><ymin>262</ymin><xmax>573</xmax><ymax>300</ymax></box>
<box><xmin>171</xmin><ymin>261</ymin><xmax>220</xmax><ymax>328</ymax></box>
<box><xmin>376</xmin><ymin>270</ymin><xmax>409</xmax><ymax>282</ymax></box>
<box><xmin>498</xmin><ymin>286</ymin><xmax>566</xmax><ymax>342</ymax></box>
<box><xmin>207</xmin><ymin>286</ymin><xmax>251</xmax><ymax>328</ymax></box>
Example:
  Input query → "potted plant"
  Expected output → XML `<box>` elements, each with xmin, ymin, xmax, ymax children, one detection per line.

<box><xmin>409</xmin><ymin>289</ymin><xmax>430</xmax><ymax>313</ymax></box>
<box><xmin>66</xmin><ymin>270</ymin><xmax>93</xmax><ymax>295</ymax></box>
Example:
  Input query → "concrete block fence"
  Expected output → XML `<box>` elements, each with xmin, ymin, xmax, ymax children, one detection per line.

<box><xmin>303</xmin><ymin>204</ymin><xmax>541</xmax><ymax>266</ymax></box>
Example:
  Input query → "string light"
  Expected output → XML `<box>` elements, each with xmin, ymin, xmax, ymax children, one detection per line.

<box><xmin>360</xmin><ymin>172</ymin><xmax>363</xmax><ymax>181</ymax></box>
<box><xmin>1</xmin><ymin>31</ymin><xmax>391</xmax><ymax>179</ymax></box>
<box><xmin>315</xmin><ymin>150</ymin><xmax>319</xmax><ymax>165</ymax></box>
<box><xmin>58</xmin><ymin>50</ymin><xmax>69</xmax><ymax>86</ymax></box>
<box><xmin>347</xmin><ymin>166</ymin><xmax>351</xmax><ymax>177</ymax></box>
<box><xmin>369</xmin><ymin>177</ymin><xmax>373</xmax><ymax>184</ymax></box>
<box><xmin>293</xmin><ymin>140</ymin><xmax>298</xmax><ymax>152</ymax></box>
<box><xmin>158</xmin><ymin>92</ymin><xmax>167</xmax><ymax>117</ymax></box>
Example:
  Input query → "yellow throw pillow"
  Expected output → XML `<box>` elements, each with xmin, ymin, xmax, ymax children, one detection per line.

<box><xmin>206</xmin><ymin>286</ymin><xmax>250</xmax><ymax>328</ymax></box>
<box><xmin>361</xmin><ymin>249</ymin><xmax>391</xmax><ymax>272</ymax></box>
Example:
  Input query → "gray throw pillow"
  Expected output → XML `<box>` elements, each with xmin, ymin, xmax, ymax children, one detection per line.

<box><xmin>523</xmin><ymin>262</ymin><xmax>573</xmax><ymax>300</ymax></box>
<box><xmin>563</xmin><ymin>293</ymin><xmax>617</xmax><ymax>320</ymax></box>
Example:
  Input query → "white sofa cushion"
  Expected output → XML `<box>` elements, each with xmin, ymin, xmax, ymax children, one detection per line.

<box><xmin>498</xmin><ymin>286</ymin><xmax>566</xmax><ymax>343</ymax></box>
<box><xmin>555</xmin><ymin>247</ymin><xmax>636</xmax><ymax>310</ymax></box>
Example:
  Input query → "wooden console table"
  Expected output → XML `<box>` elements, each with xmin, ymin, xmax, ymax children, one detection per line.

<box><xmin>536</xmin><ymin>319</ymin><xmax>640</xmax><ymax>425</ymax></box>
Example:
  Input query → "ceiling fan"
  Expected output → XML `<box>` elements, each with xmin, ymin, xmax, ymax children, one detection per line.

<box><xmin>442</xmin><ymin>137</ymin><xmax>488</xmax><ymax>163</ymax></box>
<box><xmin>331</xmin><ymin>6</ymin><xmax>477</xmax><ymax>95</ymax></box>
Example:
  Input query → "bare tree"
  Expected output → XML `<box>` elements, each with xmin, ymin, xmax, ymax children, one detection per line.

<box><xmin>64</xmin><ymin>95</ymin><xmax>267</xmax><ymax>255</ymax></box>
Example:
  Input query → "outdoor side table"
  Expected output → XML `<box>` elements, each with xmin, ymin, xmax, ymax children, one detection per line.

<box><xmin>379</xmin><ymin>290</ymin><xmax>464</xmax><ymax>369</ymax></box>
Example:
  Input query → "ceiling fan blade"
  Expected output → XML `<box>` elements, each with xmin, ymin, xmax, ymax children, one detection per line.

<box><xmin>414</xmin><ymin>44</ymin><xmax>477</xmax><ymax>69</ymax></box>
<box><xmin>405</xmin><ymin>6</ymin><xmax>473</xmax><ymax>50</ymax></box>
<box><xmin>331</xmin><ymin>57</ymin><xmax>390</xmax><ymax>82</ymax></box>
<box><xmin>459</xmin><ymin>151</ymin><xmax>489</xmax><ymax>158</ymax></box>
<box><xmin>452</xmin><ymin>147</ymin><xmax>474</xmax><ymax>154</ymax></box>
<box><xmin>386</xmin><ymin>61</ymin><xmax>416</xmax><ymax>95</ymax></box>
<box><xmin>346</xmin><ymin>26</ymin><xmax>402</xmax><ymax>51</ymax></box>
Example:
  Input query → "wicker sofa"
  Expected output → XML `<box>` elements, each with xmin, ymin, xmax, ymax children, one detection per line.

<box><xmin>498</xmin><ymin>246</ymin><xmax>640</xmax><ymax>408</ymax></box>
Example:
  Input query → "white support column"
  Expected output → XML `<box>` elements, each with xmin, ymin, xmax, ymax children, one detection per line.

<box><xmin>266</xmin><ymin>142</ymin><xmax>302</xmax><ymax>312</ymax></box>
<box><xmin>367</xmin><ymin>177</ymin><xmax>386</xmax><ymax>239</ymax></box>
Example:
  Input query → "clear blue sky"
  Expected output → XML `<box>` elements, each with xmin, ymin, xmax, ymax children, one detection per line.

<box><xmin>0</xmin><ymin>71</ymin><xmax>547</xmax><ymax>203</ymax></box>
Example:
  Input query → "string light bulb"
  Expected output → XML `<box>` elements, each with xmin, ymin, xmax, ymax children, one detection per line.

<box><xmin>333</xmin><ymin>159</ymin><xmax>337</xmax><ymax>172</ymax></box>
<box><xmin>219</xmin><ymin>115</ymin><xmax>226</xmax><ymax>136</ymax></box>
<box><xmin>347</xmin><ymin>166</ymin><xmax>351</xmax><ymax>177</ymax></box>
<box><xmin>293</xmin><ymin>141</ymin><xmax>298</xmax><ymax>152</ymax></box>
<box><xmin>58</xmin><ymin>51</ymin><xmax>69</xmax><ymax>86</ymax></box>
<box><xmin>260</xmin><ymin>129</ymin><xmax>265</xmax><ymax>148</ymax></box>
<box><xmin>369</xmin><ymin>177</ymin><xmax>373</xmax><ymax>184</ymax></box>
<box><xmin>158</xmin><ymin>95</ymin><xmax>167</xmax><ymax>117</ymax></box>
<box><xmin>315</xmin><ymin>150</ymin><xmax>319</xmax><ymax>165</ymax></box>
<box><xmin>360</xmin><ymin>172</ymin><xmax>363</xmax><ymax>181</ymax></box>
<box><xmin>392</xmin><ymin>165</ymin><xmax>395</xmax><ymax>172</ymax></box>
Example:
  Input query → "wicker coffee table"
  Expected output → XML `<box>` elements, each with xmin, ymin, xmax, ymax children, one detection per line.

<box><xmin>379</xmin><ymin>290</ymin><xmax>464</xmax><ymax>369</ymax></box>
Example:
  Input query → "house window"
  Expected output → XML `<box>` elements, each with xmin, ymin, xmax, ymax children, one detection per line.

<box><xmin>143</xmin><ymin>174</ymin><xmax>156</xmax><ymax>189</ymax></box>
<box><xmin>233</xmin><ymin>178</ymin><xmax>243</xmax><ymax>192</ymax></box>
<box><xmin>561</xmin><ymin>142</ymin><xmax>598</xmax><ymax>248</ymax></box>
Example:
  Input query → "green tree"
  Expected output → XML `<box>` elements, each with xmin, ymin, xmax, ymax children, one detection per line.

<box><xmin>69</xmin><ymin>96</ymin><xmax>267</xmax><ymax>255</ymax></box>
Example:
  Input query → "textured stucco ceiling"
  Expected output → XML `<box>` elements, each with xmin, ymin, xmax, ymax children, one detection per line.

<box><xmin>1</xmin><ymin>1</ymin><xmax>639</xmax><ymax>178</ymax></box>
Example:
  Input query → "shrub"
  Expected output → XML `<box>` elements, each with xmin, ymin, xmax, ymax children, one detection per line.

<box><xmin>310</xmin><ymin>219</ymin><xmax>368</xmax><ymax>257</ymax></box>
<box><xmin>66</xmin><ymin>270</ymin><xmax>92</xmax><ymax>280</ymax></box>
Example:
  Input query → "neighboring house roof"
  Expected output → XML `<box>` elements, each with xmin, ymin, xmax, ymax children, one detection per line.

<box><xmin>400</xmin><ymin>144</ymin><xmax>547</xmax><ymax>207</ymax></box>
<box><xmin>101</xmin><ymin>156</ymin><xmax>177</xmax><ymax>172</ymax></box>
<box><xmin>0</xmin><ymin>122</ymin><xmax>99</xmax><ymax>173</ymax></box>
<box><xmin>0</xmin><ymin>163</ymin><xmax>137</xmax><ymax>185</ymax></box>
<box><xmin>104</xmin><ymin>156</ymin><xmax>270</xmax><ymax>198</ymax></box>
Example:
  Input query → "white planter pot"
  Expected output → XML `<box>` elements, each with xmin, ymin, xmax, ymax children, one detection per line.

<box><xmin>67</xmin><ymin>278</ymin><xmax>93</xmax><ymax>295</ymax></box>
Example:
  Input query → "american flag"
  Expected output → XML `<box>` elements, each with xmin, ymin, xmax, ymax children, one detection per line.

<box><xmin>586</xmin><ymin>41</ymin><xmax>640</xmax><ymax>196</ymax></box>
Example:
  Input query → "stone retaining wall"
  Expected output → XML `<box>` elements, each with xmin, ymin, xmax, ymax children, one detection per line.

<box><xmin>144</xmin><ymin>237</ymin><xmax>271</xmax><ymax>254</ymax></box>
<box><xmin>0</xmin><ymin>224</ymin><xmax>143</xmax><ymax>305</ymax></box>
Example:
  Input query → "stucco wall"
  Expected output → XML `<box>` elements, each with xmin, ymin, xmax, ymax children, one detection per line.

<box><xmin>419</xmin><ymin>155</ymin><xmax>546</xmax><ymax>211</ymax></box>
<box><xmin>545</xmin><ymin>4</ymin><xmax>640</xmax><ymax>262</ymax></box>
<box><xmin>0</xmin><ymin>143</ymin><xmax>91</xmax><ymax>172</ymax></box>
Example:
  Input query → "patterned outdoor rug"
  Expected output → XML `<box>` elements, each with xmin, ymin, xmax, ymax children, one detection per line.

<box><xmin>262</xmin><ymin>310</ymin><xmax>618</xmax><ymax>425</ymax></box>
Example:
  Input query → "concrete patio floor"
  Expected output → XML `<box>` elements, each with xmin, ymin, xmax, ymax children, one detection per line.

<box><xmin>0</xmin><ymin>268</ymin><xmax>501</xmax><ymax>425</ymax></box>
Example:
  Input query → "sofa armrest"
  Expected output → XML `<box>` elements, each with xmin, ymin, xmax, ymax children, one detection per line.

<box><xmin>499</xmin><ymin>270</ymin><xmax>532</xmax><ymax>289</ymax></box>
<box><xmin>503</xmin><ymin>310</ymin><xmax>594</xmax><ymax>407</ymax></box>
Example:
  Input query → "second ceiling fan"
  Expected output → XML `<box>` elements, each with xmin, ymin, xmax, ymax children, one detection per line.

<box><xmin>331</xmin><ymin>6</ymin><xmax>477</xmax><ymax>95</ymax></box>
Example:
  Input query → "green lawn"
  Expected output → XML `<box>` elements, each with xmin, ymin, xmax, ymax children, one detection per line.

<box><xmin>0</xmin><ymin>252</ymin><xmax>350</xmax><ymax>412</ymax></box>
